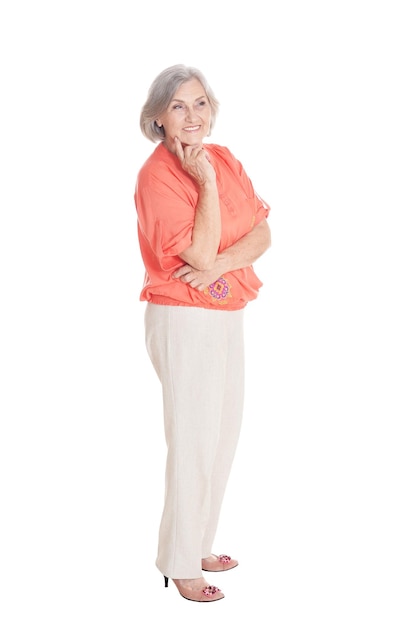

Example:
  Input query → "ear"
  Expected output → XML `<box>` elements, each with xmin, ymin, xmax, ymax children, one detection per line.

<box><xmin>156</xmin><ymin>120</ymin><xmax>162</xmax><ymax>128</ymax></box>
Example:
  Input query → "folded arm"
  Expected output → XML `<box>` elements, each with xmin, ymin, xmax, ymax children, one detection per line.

<box><xmin>173</xmin><ymin>218</ymin><xmax>271</xmax><ymax>291</ymax></box>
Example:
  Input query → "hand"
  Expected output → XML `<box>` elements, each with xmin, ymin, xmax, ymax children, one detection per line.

<box><xmin>172</xmin><ymin>263</ymin><xmax>221</xmax><ymax>291</ymax></box>
<box><xmin>173</xmin><ymin>137</ymin><xmax>216</xmax><ymax>187</ymax></box>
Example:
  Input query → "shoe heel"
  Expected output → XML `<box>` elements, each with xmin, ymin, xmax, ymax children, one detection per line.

<box><xmin>164</xmin><ymin>575</ymin><xmax>169</xmax><ymax>588</ymax></box>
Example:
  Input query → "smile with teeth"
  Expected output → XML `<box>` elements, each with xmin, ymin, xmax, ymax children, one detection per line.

<box><xmin>184</xmin><ymin>125</ymin><xmax>200</xmax><ymax>131</ymax></box>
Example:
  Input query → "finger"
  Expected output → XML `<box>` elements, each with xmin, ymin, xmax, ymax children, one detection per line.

<box><xmin>172</xmin><ymin>265</ymin><xmax>191</xmax><ymax>279</ymax></box>
<box><xmin>188</xmin><ymin>278</ymin><xmax>202</xmax><ymax>289</ymax></box>
<box><xmin>183</xmin><ymin>143</ymin><xmax>204</xmax><ymax>159</ymax></box>
<box><xmin>173</xmin><ymin>136</ymin><xmax>184</xmax><ymax>161</ymax></box>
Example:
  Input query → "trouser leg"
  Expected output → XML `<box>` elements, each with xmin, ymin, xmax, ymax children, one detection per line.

<box><xmin>201</xmin><ymin>308</ymin><xmax>244</xmax><ymax>557</ymax></box>
<box><xmin>144</xmin><ymin>304</ymin><xmax>244</xmax><ymax>579</ymax></box>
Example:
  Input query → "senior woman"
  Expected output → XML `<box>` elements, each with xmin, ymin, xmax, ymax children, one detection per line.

<box><xmin>134</xmin><ymin>64</ymin><xmax>271</xmax><ymax>602</ymax></box>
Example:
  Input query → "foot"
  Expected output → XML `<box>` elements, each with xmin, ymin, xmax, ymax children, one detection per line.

<box><xmin>201</xmin><ymin>554</ymin><xmax>239</xmax><ymax>572</ymax></box>
<box><xmin>173</xmin><ymin>577</ymin><xmax>224</xmax><ymax>602</ymax></box>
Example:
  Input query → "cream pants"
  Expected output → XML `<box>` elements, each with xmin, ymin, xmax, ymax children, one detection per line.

<box><xmin>144</xmin><ymin>303</ymin><xmax>245</xmax><ymax>579</ymax></box>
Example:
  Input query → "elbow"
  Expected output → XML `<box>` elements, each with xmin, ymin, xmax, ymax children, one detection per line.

<box><xmin>180</xmin><ymin>247</ymin><xmax>216</xmax><ymax>271</ymax></box>
<box><xmin>266</xmin><ymin>230</ymin><xmax>272</xmax><ymax>250</ymax></box>
<box><xmin>260</xmin><ymin>219</ymin><xmax>272</xmax><ymax>251</ymax></box>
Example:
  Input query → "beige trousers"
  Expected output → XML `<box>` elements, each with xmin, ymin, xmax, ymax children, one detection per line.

<box><xmin>144</xmin><ymin>303</ymin><xmax>245</xmax><ymax>579</ymax></box>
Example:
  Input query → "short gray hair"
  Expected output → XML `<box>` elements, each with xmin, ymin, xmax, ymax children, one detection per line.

<box><xmin>140</xmin><ymin>64</ymin><xmax>220</xmax><ymax>143</ymax></box>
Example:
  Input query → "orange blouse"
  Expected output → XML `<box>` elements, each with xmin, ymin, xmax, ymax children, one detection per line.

<box><xmin>134</xmin><ymin>142</ymin><xmax>270</xmax><ymax>310</ymax></box>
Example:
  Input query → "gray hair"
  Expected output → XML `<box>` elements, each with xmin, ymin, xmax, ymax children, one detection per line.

<box><xmin>140</xmin><ymin>64</ymin><xmax>220</xmax><ymax>143</ymax></box>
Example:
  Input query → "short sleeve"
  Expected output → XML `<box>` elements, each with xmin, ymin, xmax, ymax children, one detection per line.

<box><xmin>136</xmin><ymin>179</ymin><xmax>196</xmax><ymax>271</ymax></box>
<box><xmin>253</xmin><ymin>191</ymin><xmax>271</xmax><ymax>226</ymax></box>
<box><xmin>210</xmin><ymin>144</ymin><xmax>270</xmax><ymax>229</ymax></box>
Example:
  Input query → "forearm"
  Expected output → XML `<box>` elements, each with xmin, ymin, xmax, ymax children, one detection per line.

<box><xmin>179</xmin><ymin>181</ymin><xmax>221</xmax><ymax>270</ymax></box>
<box><xmin>215</xmin><ymin>219</ymin><xmax>271</xmax><ymax>276</ymax></box>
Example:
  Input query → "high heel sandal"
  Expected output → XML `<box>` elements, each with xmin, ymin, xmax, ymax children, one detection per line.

<box><xmin>164</xmin><ymin>576</ymin><xmax>224</xmax><ymax>602</ymax></box>
<box><xmin>201</xmin><ymin>554</ymin><xmax>238</xmax><ymax>572</ymax></box>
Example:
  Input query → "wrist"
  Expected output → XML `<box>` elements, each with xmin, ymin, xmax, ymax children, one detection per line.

<box><xmin>215</xmin><ymin>252</ymin><xmax>228</xmax><ymax>276</ymax></box>
<box><xmin>198</xmin><ymin>178</ymin><xmax>217</xmax><ymax>192</ymax></box>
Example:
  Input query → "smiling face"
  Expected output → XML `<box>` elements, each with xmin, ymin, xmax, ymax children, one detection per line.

<box><xmin>156</xmin><ymin>78</ymin><xmax>212</xmax><ymax>151</ymax></box>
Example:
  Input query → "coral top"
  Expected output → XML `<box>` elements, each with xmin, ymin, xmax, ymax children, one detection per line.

<box><xmin>134</xmin><ymin>142</ymin><xmax>270</xmax><ymax>310</ymax></box>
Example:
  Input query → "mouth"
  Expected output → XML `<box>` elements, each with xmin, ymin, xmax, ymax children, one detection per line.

<box><xmin>183</xmin><ymin>125</ymin><xmax>201</xmax><ymax>132</ymax></box>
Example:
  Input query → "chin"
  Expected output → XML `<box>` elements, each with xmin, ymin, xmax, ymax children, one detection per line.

<box><xmin>181</xmin><ymin>135</ymin><xmax>205</xmax><ymax>146</ymax></box>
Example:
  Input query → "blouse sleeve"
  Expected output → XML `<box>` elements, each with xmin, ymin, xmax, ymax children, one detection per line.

<box><xmin>253</xmin><ymin>190</ymin><xmax>271</xmax><ymax>226</ymax></box>
<box><xmin>136</xmin><ymin>178</ymin><xmax>196</xmax><ymax>271</ymax></box>
<box><xmin>212</xmin><ymin>144</ymin><xmax>271</xmax><ymax>228</ymax></box>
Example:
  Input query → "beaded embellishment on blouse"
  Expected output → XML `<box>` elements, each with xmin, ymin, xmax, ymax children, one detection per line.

<box><xmin>205</xmin><ymin>276</ymin><xmax>232</xmax><ymax>304</ymax></box>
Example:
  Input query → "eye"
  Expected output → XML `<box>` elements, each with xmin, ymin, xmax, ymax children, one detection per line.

<box><xmin>197</xmin><ymin>100</ymin><xmax>207</xmax><ymax>107</ymax></box>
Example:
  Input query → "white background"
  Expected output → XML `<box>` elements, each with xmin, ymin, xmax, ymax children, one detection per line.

<box><xmin>1</xmin><ymin>1</ymin><xmax>416</xmax><ymax>624</ymax></box>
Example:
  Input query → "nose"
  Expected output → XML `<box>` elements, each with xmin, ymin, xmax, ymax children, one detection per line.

<box><xmin>184</xmin><ymin>106</ymin><xmax>198</xmax><ymax>122</ymax></box>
